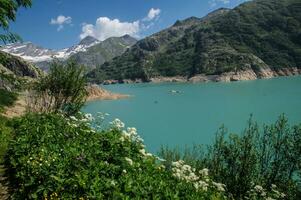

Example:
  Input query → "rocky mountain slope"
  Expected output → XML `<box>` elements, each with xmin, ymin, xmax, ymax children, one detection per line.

<box><xmin>88</xmin><ymin>0</ymin><xmax>301</xmax><ymax>83</ymax></box>
<box><xmin>1</xmin><ymin>35</ymin><xmax>137</xmax><ymax>71</ymax></box>
<box><xmin>0</xmin><ymin>51</ymin><xmax>41</xmax><ymax>78</ymax></box>
<box><xmin>0</xmin><ymin>50</ymin><xmax>42</xmax><ymax>90</ymax></box>
<box><xmin>67</xmin><ymin>35</ymin><xmax>137</xmax><ymax>69</ymax></box>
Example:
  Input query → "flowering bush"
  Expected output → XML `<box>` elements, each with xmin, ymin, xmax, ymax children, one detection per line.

<box><xmin>8</xmin><ymin>113</ymin><xmax>228</xmax><ymax>199</ymax></box>
<box><xmin>159</xmin><ymin>116</ymin><xmax>301</xmax><ymax>199</ymax></box>
<box><xmin>245</xmin><ymin>184</ymin><xmax>286</xmax><ymax>200</ymax></box>
<box><xmin>171</xmin><ymin>160</ymin><xmax>226</xmax><ymax>196</ymax></box>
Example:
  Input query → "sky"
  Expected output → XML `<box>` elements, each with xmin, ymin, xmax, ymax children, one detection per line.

<box><xmin>8</xmin><ymin>0</ymin><xmax>248</xmax><ymax>50</ymax></box>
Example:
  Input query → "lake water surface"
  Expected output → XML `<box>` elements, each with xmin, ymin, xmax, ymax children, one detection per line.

<box><xmin>83</xmin><ymin>76</ymin><xmax>301</xmax><ymax>153</ymax></box>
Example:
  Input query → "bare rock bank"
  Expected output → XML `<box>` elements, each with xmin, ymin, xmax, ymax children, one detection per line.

<box><xmin>103</xmin><ymin>67</ymin><xmax>301</xmax><ymax>84</ymax></box>
<box><xmin>86</xmin><ymin>85</ymin><xmax>129</xmax><ymax>101</ymax></box>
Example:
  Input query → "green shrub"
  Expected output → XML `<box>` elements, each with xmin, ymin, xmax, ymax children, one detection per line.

<box><xmin>8</xmin><ymin>113</ymin><xmax>227</xmax><ymax>199</ymax></box>
<box><xmin>159</xmin><ymin>116</ymin><xmax>301</xmax><ymax>199</ymax></box>
<box><xmin>0</xmin><ymin>88</ymin><xmax>17</xmax><ymax>112</ymax></box>
<box><xmin>32</xmin><ymin>61</ymin><xmax>87</xmax><ymax>116</ymax></box>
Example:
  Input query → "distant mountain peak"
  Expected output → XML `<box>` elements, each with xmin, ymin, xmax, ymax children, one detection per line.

<box><xmin>79</xmin><ymin>36</ymin><xmax>99</xmax><ymax>46</ymax></box>
<box><xmin>1</xmin><ymin>35</ymin><xmax>137</xmax><ymax>71</ymax></box>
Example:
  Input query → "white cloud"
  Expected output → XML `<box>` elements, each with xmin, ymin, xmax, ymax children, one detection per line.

<box><xmin>50</xmin><ymin>15</ymin><xmax>72</xmax><ymax>31</ymax></box>
<box><xmin>209</xmin><ymin>0</ymin><xmax>230</xmax><ymax>7</ymax></box>
<box><xmin>80</xmin><ymin>8</ymin><xmax>161</xmax><ymax>41</ymax></box>
<box><xmin>80</xmin><ymin>17</ymin><xmax>140</xmax><ymax>41</ymax></box>
<box><xmin>144</xmin><ymin>8</ymin><xmax>161</xmax><ymax>21</ymax></box>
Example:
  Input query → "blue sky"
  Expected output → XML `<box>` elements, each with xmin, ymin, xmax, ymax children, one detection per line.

<box><xmin>9</xmin><ymin>0</ymin><xmax>248</xmax><ymax>50</ymax></box>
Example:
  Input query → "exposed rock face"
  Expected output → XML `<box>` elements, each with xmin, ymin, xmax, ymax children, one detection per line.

<box><xmin>150</xmin><ymin>76</ymin><xmax>187</xmax><ymax>83</ymax></box>
<box><xmin>118</xmin><ymin>67</ymin><xmax>301</xmax><ymax>84</ymax></box>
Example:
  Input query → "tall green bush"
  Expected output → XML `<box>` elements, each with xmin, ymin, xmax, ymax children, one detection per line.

<box><xmin>159</xmin><ymin>116</ymin><xmax>301</xmax><ymax>199</ymax></box>
<box><xmin>32</xmin><ymin>61</ymin><xmax>88</xmax><ymax>115</ymax></box>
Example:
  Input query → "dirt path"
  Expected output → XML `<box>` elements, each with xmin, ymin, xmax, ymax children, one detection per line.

<box><xmin>2</xmin><ymin>95</ymin><xmax>26</xmax><ymax>118</ymax></box>
<box><xmin>0</xmin><ymin>166</ymin><xmax>10</xmax><ymax>200</ymax></box>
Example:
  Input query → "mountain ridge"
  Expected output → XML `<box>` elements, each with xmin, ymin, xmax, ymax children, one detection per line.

<box><xmin>88</xmin><ymin>0</ymin><xmax>301</xmax><ymax>83</ymax></box>
<box><xmin>0</xmin><ymin>35</ymin><xmax>137</xmax><ymax>71</ymax></box>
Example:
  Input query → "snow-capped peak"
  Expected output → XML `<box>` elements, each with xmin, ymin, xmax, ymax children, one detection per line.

<box><xmin>0</xmin><ymin>36</ymin><xmax>100</xmax><ymax>63</ymax></box>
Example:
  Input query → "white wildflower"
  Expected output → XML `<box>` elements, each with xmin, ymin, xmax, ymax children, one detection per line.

<box><xmin>125</xmin><ymin>157</ymin><xmax>133</xmax><ymax>166</ymax></box>
<box><xmin>280</xmin><ymin>193</ymin><xmax>286</xmax><ymax>198</ymax></box>
<box><xmin>81</xmin><ymin>118</ymin><xmax>88</xmax><ymax>122</ymax></box>
<box><xmin>139</xmin><ymin>149</ymin><xmax>147</xmax><ymax>156</ymax></box>
<box><xmin>119</xmin><ymin>136</ymin><xmax>125</xmax><ymax>142</ymax></box>
<box><xmin>146</xmin><ymin>153</ymin><xmax>153</xmax><ymax>157</ymax></box>
<box><xmin>110</xmin><ymin>180</ymin><xmax>116</xmax><ymax>186</ymax></box>
<box><xmin>70</xmin><ymin>116</ymin><xmax>77</xmax><ymax>121</ymax></box>
<box><xmin>127</xmin><ymin>127</ymin><xmax>137</xmax><ymax>135</ymax></box>
<box><xmin>195</xmin><ymin>180</ymin><xmax>208</xmax><ymax>191</ymax></box>
<box><xmin>199</xmin><ymin>168</ymin><xmax>209</xmax><ymax>177</ymax></box>
<box><xmin>110</xmin><ymin>118</ymin><xmax>125</xmax><ymax>130</ymax></box>
<box><xmin>122</xmin><ymin>130</ymin><xmax>131</xmax><ymax>139</ymax></box>
<box><xmin>254</xmin><ymin>185</ymin><xmax>264</xmax><ymax>192</ymax></box>
<box><xmin>212</xmin><ymin>182</ymin><xmax>226</xmax><ymax>192</ymax></box>
<box><xmin>84</xmin><ymin>113</ymin><xmax>94</xmax><ymax>121</ymax></box>
<box><xmin>156</xmin><ymin>157</ymin><xmax>166</xmax><ymax>162</ymax></box>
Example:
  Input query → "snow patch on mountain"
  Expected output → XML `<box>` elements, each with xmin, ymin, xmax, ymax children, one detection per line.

<box><xmin>0</xmin><ymin>36</ymin><xmax>100</xmax><ymax>63</ymax></box>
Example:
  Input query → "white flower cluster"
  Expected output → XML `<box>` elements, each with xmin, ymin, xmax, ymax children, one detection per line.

<box><xmin>110</xmin><ymin>118</ymin><xmax>125</xmax><ymax>130</ymax></box>
<box><xmin>171</xmin><ymin>160</ymin><xmax>225</xmax><ymax>193</ymax></box>
<box><xmin>125</xmin><ymin>157</ymin><xmax>133</xmax><ymax>166</ymax></box>
<box><xmin>109</xmin><ymin>118</ymin><xmax>167</xmax><ymax>174</ymax></box>
<box><xmin>246</xmin><ymin>184</ymin><xmax>286</xmax><ymax>200</ymax></box>
<box><xmin>67</xmin><ymin>114</ymin><xmax>99</xmax><ymax>133</ymax></box>
<box><xmin>118</xmin><ymin>126</ymin><xmax>144</xmax><ymax>146</ymax></box>
<box><xmin>254</xmin><ymin>185</ymin><xmax>266</xmax><ymax>197</ymax></box>
<box><xmin>82</xmin><ymin>113</ymin><xmax>94</xmax><ymax>122</ymax></box>
<box><xmin>271</xmin><ymin>184</ymin><xmax>286</xmax><ymax>199</ymax></box>
<box><xmin>139</xmin><ymin>148</ymin><xmax>153</xmax><ymax>157</ymax></box>
<box><xmin>172</xmin><ymin>160</ymin><xmax>199</xmax><ymax>182</ymax></box>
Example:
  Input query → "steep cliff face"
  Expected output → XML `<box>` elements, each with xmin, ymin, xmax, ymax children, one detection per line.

<box><xmin>88</xmin><ymin>0</ymin><xmax>301</xmax><ymax>83</ymax></box>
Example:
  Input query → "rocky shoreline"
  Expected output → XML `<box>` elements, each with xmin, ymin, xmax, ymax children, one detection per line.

<box><xmin>102</xmin><ymin>67</ymin><xmax>301</xmax><ymax>85</ymax></box>
<box><xmin>86</xmin><ymin>85</ymin><xmax>129</xmax><ymax>101</ymax></box>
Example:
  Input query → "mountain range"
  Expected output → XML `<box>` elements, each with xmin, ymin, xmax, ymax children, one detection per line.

<box><xmin>87</xmin><ymin>0</ymin><xmax>301</xmax><ymax>83</ymax></box>
<box><xmin>1</xmin><ymin>0</ymin><xmax>301</xmax><ymax>84</ymax></box>
<box><xmin>0</xmin><ymin>35</ymin><xmax>137</xmax><ymax>71</ymax></box>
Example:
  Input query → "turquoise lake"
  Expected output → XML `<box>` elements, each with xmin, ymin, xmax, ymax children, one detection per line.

<box><xmin>82</xmin><ymin>76</ymin><xmax>301</xmax><ymax>153</ymax></box>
